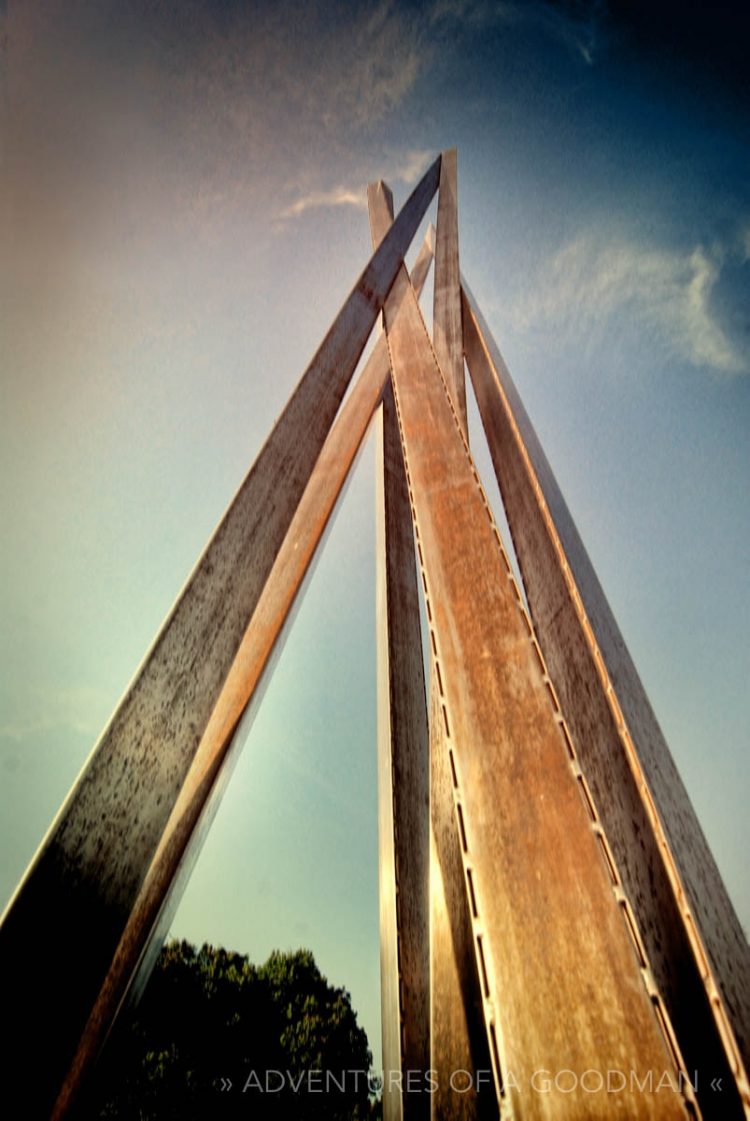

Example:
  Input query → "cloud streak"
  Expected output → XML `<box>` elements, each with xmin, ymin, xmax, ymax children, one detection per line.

<box><xmin>429</xmin><ymin>0</ymin><xmax>606</xmax><ymax>65</ymax></box>
<box><xmin>277</xmin><ymin>187</ymin><xmax>368</xmax><ymax>221</ymax></box>
<box><xmin>509</xmin><ymin>229</ymin><xmax>750</xmax><ymax>376</ymax></box>
<box><xmin>276</xmin><ymin>148</ymin><xmax>433</xmax><ymax>223</ymax></box>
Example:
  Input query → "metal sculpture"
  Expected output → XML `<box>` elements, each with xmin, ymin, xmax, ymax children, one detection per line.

<box><xmin>1</xmin><ymin>151</ymin><xmax>748</xmax><ymax>1121</ymax></box>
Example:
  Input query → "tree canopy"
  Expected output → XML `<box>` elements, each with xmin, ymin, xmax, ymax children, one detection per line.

<box><xmin>81</xmin><ymin>940</ymin><xmax>377</xmax><ymax>1120</ymax></box>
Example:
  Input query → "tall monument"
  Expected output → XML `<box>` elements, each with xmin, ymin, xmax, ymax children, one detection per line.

<box><xmin>1</xmin><ymin>151</ymin><xmax>748</xmax><ymax>1121</ymax></box>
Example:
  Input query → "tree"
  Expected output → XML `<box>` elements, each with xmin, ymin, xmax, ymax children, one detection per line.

<box><xmin>80</xmin><ymin>940</ymin><xmax>376</xmax><ymax>1120</ymax></box>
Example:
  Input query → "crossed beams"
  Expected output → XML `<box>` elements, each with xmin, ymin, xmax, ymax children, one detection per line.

<box><xmin>1</xmin><ymin>150</ymin><xmax>748</xmax><ymax>1121</ymax></box>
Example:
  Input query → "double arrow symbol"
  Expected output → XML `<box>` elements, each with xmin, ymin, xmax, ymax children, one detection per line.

<box><xmin>218</xmin><ymin>1077</ymin><xmax>233</xmax><ymax>1092</ymax></box>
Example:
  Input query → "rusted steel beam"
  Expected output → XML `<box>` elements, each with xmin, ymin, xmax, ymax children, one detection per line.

<box><xmin>462</xmin><ymin>279</ymin><xmax>750</xmax><ymax>1119</ymax></box>
<box><xmin>370</xmin><ymin>181</ymin><xmax>431</xmax><ymax>1121</ymax></box>
<box><xmin>381</xmin><ymin>260</ymin><xmax>693</xmax><ymax>1119</ymax></box>
<box><xmin>433</xmin><ymin>148</ymin><xmax>466</xmax><ymax>437</ymax></box>
<box><xmin>429</xmin><ymin>680</ymin><xmax>495</xmax><ymax>1121</ymax></box>
<box><xmin>376</xmin><ymin>385</ymin><xmax>431</xmax><ymax>1121</ymax></box>
<box><xmin>429</xmin><ymin>149</ymin><xmax>492</xmax><ymax>1121</ymax></box>
<box><xmin>368</xmin><ymin>179</ymin><xmax>396</xmax><ymax>247</ymax></box>
<box><xmin>0</xmin><ymin>157</ymin><xmax>441</xmax><ymax>1120</ymax></box>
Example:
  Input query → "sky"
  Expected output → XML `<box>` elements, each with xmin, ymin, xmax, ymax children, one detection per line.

<box><xmin>1</xmin><ymin>0</ymin><xmax>749</xmax><ymax>1073</ymax></box>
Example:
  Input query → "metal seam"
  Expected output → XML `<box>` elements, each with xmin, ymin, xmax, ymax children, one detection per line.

<box><xmin>384</xmin><ymin>319</ymin><xmax>510</xmax><ymax>1116</ymax></box>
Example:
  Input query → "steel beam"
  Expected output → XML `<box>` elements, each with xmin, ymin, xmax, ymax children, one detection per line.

<box><xmin>370</xmin><ymin>181</ymin><xmax>431</xmax><ymax>1121</ymax></box>
<box><xmin>429</xmin><ymin>148</ymin><xmax>492</xmax><ymax>1121</ymax></box>
<box><xmin>0</xmin><ymin>157</ymin><xmax>441</xmax><ymax>1120</ymax></box>
<box><xmin>462</xmin><ymin>279</ymin><xmax>750</xmax><ymax>1118</ymax></box>
<box><xmin>53</xmin><ymin>225</ymin><xmax>437</xmax><ymax>1118</ymax></box>
<box><xmin>376</xmin><ymin>385</ymin><xmax>431</xmax><ymax>1121</ymax></box>
<box><xmin>433</xmin><ymin>148</ymin><xmax>466</xmax><ymax>436</ymax></box>
<box><xmin>58</xmin><ymin>222</ymin><xmax>439</xmax><ymax>1119</ymax></box>
<box><xmin>429</xmin><ymin>679</ymin><xmax>495</xmax><ymax>1121</ymax></box>
<box><xmin>381</xmin><ymin>258</ymin><xmax>694</xmax><ymax>1119</ymax></box>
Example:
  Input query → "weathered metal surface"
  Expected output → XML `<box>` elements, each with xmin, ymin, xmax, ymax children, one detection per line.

<box><xmin>432</xmin><ymin>148</ymin><xmax>466</xmax><ymax>436</ymax></box>
<box><xmin>376</xmin><ymin>385</ymin><xmax>431</xmax><ymax>1121</ymax></box>
<box><xmin>381</xmin><ymin>260</ymin><xmax>693</xmax><ymax>1119</ymax></box>
<box><xmin>368</xmin><ymin>179</ymin><xmax>396</xmax><ymax>248</ymax></box>
<box><xmin>409</xmin><ymin>232</ymin><xmax>435</xmax><ymax>299</ymax></box>
<box><xmin>0</xmin><ymin>157</ymin><xmax>441</xmax><ymax>1120</ymax></box>
<box><xmin>462</xmin><ymin>280</ymin><xmax>750</xmax><ymax>1119</ymax></box>
<box><xmin>370</xmin><ymin>181</ymin><xmax>431</xmax><ymax>1121</ymax></box>
<box><xmin>429</xmin><ymin>148</ymin><xmax>492</xmax><ymax>1121</ymax></box>
<box><xmin>429</xmin><ymin>679</ymin><xmax>495</xmax><ymax>1121</ymax></box>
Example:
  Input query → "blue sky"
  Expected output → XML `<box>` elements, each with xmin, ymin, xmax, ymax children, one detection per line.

<box><xmin>1</xmin><ymin>0</ymin><xmax>748</xmax><ymax>1069</ymax></box>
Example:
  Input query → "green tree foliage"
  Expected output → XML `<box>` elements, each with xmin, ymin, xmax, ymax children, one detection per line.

<box><xmin>81</xmin><ymin>940</ymin><xmax>376</xmax><ymax>1120</ymax></box>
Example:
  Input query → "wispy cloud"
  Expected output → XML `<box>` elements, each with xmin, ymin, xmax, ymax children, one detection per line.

<box><xmin>330</xmin><ymin>0</ymin><xmax>424</xmax><ymax>127</ymax></box>
<box><xmin>385</xmin><ymin>148</ymin><xmax>433</xmax><ymax>186</ymax></box>
<box><xmin>276</xmin><ymin>148</ymin><xmax>433</xmax><ymax>223</ymax></box>
<box><xmin>540</xmin><ymin>0</ymin><xmax>607</xmax><ymax>66</ymax></box>
<box><xmin>509</xmin><ymin>229</ymin><xmax>750</xmax><ymax>376</ymax></box>
<box><xmin>277</xmin><ymin>187</ymin><xmax>368</xmax><ymax>221</ymax></box>
<box><xmin>429</xmin><ymin>0</ymin><xmax>606</xmax><ymax>65</ymax></box>
<box><xmin>3</xmin><ymin>0</ymin><xmax>434</xmax><ymax>264</ymax></box>
<box><xmin>5</xmin><ymin>0</ymin><xmax>606</xmax><ymax>262</ymax></box>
